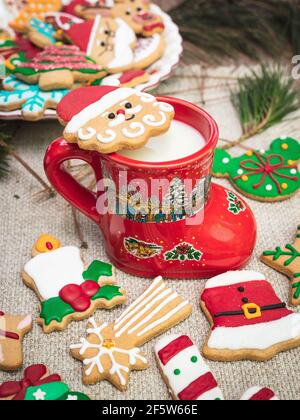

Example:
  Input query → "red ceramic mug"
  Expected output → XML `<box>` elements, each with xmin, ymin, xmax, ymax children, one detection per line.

<box><xmin>44</xmin><ymin>96</ymin><xmax>256</xmax><ymax>279</ymax></box>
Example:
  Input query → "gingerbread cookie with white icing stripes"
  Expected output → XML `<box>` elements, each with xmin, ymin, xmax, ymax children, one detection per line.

<box><xmin>0</xmin><ymin>312</ymin><xmax>32</xmax><ymax>371</ymax></box>
<box><xmin>57</xmin><ymin>85</ymin><xmax>175</xmax><ymax>154</ymax></box>
<box><xmin>200</xmin><ymin>270</ymin><xmax>300</xmax><ymax>362</ymax></box>
<box><xmin>22</xmin><ymin>234</ymin><xmax>126</xmax><ymax>333</ymax></box>
<box><xmin>70</xmin><ymin>276</ymin><xmax>192</xmax><ymax>391</ymax></box>
<box><xmin>155</xmin><ymin>334</ymin><xmax>224</xmax><ymax>400</ymax></box>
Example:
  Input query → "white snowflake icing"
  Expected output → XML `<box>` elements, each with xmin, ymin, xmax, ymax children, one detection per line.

<box><xmin>70</xmin><ymin>318</ymin><xmax>147</xmax><ymax>386</ymax></box>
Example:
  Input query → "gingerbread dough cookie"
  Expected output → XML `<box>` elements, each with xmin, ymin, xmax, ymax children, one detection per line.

<box><xmin>200</xmin><ymin>270</ymin><xmax>300</xmax><ymax>362</ymax></box>
<box><xmin>261</xmin><ymin>226</ymin><xmax>300</xmax><ymax>307</ymax></box>
<box><xmin>22</xmin><ymin>234</ymin><xmax>126</xmax><ymax>333</ymax></box>
<box><xmin>70</xmin><ymin>276</ymin><xmax>192</xmax><ymax>391</ymax></box>
<box><xmin>7</xmin><ymin>45</ymin><xmax>106</xmax><ymax>91</ymax></box>
<box><xmin>57</xmin><ymin>85</ymin><xmax>175</xmax><ymax>154</ymax></box>
<box><xmin>27</xmin><ymin>17</ymin><xmax>57</xmax><ymax>48</ymax></box>
<box><xmin>0</xmin><ymin>312</ymin><xmax>32</xmax><ymax>371</ymax></box>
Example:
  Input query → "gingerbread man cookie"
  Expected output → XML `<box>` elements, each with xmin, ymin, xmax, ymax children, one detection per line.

<box><xmin>200</xmin><ymin>270</ymin><xmax>300</xmax><ymax>362</ymax></box>
<box><xmin>57</xmin><ymin>86</ymin><xmax>175</xmax><ymax>154</ymax></box>
<box><xmin>70</xmin><ymin>276</ymin><xmax>192</xmax><ymax>391</ymax></box>
<box><xmin>155</xmin><ymin>334</ymin><xmax>223</xmax><ymax>401</ymax></box>
<box><xmin>212</xmin><ymin>137</ymin><xmax>300</xmax><ymax>202</ymax></box>
<box><xmin>22</xmin><ymin>234</ymin><xmax>126</xmax><ymax>333</ymax></box>
<box><xmin>58</xmin><ymin>14</ymin><xmax>136</xmax><ymax>74</ymax></box>
<box><xmin>0</xmin><ymin>312</ymin><xmax>32</xmax><ymax>371</ymax></box>
<box><xmin>261</xmin><ymin>226</ymin><xmax>300</xmax><ymax>307</ymax></box>
<box><xmin>7</xmin><ymin>45</ymin><xmax>106</xmax><ymax>91</ymax></box>
<box><xmin>0</xmin><ymin>364</ymin><xmax>90</xmax><ymax>400</ymax></box>
<box><xmin>9</xmin><ymin>0</ymin><xmax>62</xmax><ymax>33</ymax></box>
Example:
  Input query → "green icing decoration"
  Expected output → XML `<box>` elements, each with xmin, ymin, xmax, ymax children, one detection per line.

<box><xmin>292</xmin><ymin>282</ymin><xmax>300</xmax><ymax>300</ymax></box>
<box><xmin>58</xmin><ymin>392</ymin><xmax>90</xmax><ymax>401</ymax></box>
<box><xmin>191</xmin><ymin>356</ymin><xmax>198</xmax><ymax>363</ymax></box>
<box><xmin>25</xmin><ymin>382</ymin><xmax>69</xmax><ymax>401</ymax></box>
<box><xmin>263</xmin><ymin>244</ymin><xmax>300</xmax><ymax>265</ymax></box>
<box><xmin>83</xmin><ymin>260</ymin><xmax>113</xmax><ymax>281</ymax></box>
<box><xmin>174</xmin><ymin>369</ymin><xmax>181</xmax><ymax>375</ymax></box>
<box><xmin>212</xmin><ymin>137</ymin><xmax>300</xmax><ymax>200</ymax></box>
<box><xmin>40</xmin><ymin>285</ymin><xmax>123</xmax><ymax>326</ymax></box>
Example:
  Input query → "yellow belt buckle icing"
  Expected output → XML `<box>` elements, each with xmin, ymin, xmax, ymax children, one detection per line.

<box><xmin>242</xmin><ymin>303</ymin><xmax>262</xmax><ymax>320</ymax></box>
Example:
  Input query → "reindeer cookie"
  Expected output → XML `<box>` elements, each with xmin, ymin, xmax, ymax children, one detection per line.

<box><xmin>0</xmin><ymin>312</ymin><xmax>32</xmax><ymax>371</ymax></box>
<box><xmin>57</xmin><ymin>86</ymin><xmax>175</xmax><ymax>154</ymax></box>
<box><xmin>212</xmin><ymin>137</ymin><xmax>300</xmax><ymax>202</ymax></box>
<box><xmin>261</xmin><ymin>226</ymin><xmax>300</xmax><ymax>307</ymax></box>
<box><xmin>58</xmin><ymin>14</ymin><xmax>137</xmax><ymax>74</ymax></box>
<box><xmin>7</xmin><ymin>45</ymin><xmax>106</xmax><ymax>91</ymax></box>
<box><xmin>70</xmin><ymin>276</ymin><xmax>192</xmax><ymax>391</ymax></box>
<box><xmin>22</xmin><ymin>234</ymin><xmax>126</xmax><ymax>333</ymax></box>
<box><xmin>155</xmin><ymin>334</ymin><xmax>224</xmax><ymax>401</ymax></box>
<box><xmin>200</xmin><ymin>271</ymin><xmax>300</xmax><ymax>362</ymax></box>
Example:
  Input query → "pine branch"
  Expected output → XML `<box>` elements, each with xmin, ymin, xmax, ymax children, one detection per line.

<box><xmin>222</xmin><ymin>65</ymin><xmax>299</xmax><ymax>150</ymax></box>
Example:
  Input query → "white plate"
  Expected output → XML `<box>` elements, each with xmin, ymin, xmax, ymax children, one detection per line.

<box><xmin>0</xmin><ymin>4</ymin><xmax>182</xmax><ymax>121</ymax></box>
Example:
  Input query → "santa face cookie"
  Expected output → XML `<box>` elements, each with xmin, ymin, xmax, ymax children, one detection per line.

<box><xmin>212</xmin><ymin>137</ymin><xmax>300</xmax><ymax>202</ymax></box>
<box><xmin>0</xmin><ymin>312</ymin><xmax>32</xmax><ymax>371</ymax></box>
<box><xmin>240</xmin><ymin>387</ymin><xmax>279</xmax><ymax>401</ymax></box>
<box><xmin>0</xmin><ymin>75</ymin><xmax>68</xmax><ymax>121</ymax></box>
<box><xmin>113</xmin><ymin>0</ymin><xmax>165</xmax><ymax>37</ymax></box>
<box><xmin>133</xmin><ymin>33</ymin><xmax>165</xmax><ymax>70</ymax></box>
<box><xmin>70</xmin><ymin>276</ymin><xmax>192</xmax><ymax>391</ymax></box>
<box><xmin>200</xmin><ymin>270</ymin><xmax>300</xmax><ymax>362</ymax></box>
<box><xmin>22</xmin><ymin>234</ymin><xmax>126</xmax><ymax>333</ymax></box>
<box><xmin>57</xmin><ymin>86</ymin><xmax>175</xmax><ymax>154</ymax></box>
<box><xmin>0</xmin><ymin>364</ymin><xmax>90</xmax><ymax>400</ymax></box>
<box><xmin>59</xmin><ymin>15</ymin><xmax>136</xmax><ymax>74</ymax></box>
<box><xmin>261</xmin><ymin>226</ymin><xmax>300</xmax><ymax>307</ymax></box>
<box><xmin>155</xmin><ymin>335</ymin><xmax>223</xmax><ymax>401</ymax></box>
<box><xmin>7</xmin><ymin>45</ymin><xmax>106</xmax><ymax>91</ymax></box>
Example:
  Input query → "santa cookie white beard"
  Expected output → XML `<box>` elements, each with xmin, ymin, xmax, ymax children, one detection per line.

<box><xmin>57</xmin><ymin>86</ymin><xmax>175</xmax><ymax>154</ymax></box>
<box><xmin>200</xmin><ymin>270</ymin><xmax>300</xmax><ymax>362</ymax></box>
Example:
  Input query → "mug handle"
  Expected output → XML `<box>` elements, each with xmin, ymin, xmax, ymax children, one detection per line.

<box><xmin>44</xmin><ymin>138</ymin><xmax>102</xmax><ymax>225</ymax></box>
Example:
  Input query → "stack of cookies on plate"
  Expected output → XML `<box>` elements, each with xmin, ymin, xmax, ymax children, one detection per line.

<box><xmin>0</xmin><ymin>0</ymin><xmax>174</xmax><ymax>121</ymax></box>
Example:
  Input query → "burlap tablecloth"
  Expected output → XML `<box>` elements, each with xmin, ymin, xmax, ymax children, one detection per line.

<box><xmin>0</xmin><ymin>64</ymin><xmax>299</xmax><ymax>400</ymax></box>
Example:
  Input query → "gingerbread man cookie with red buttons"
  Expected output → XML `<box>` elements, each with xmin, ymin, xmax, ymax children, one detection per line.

<box><xmin>22</xmin><ymin>234</ymin><xmax>126</xmax><ymax>333</ymax></box>
<box><xmin>0</xmin><ymin>312</ymin><xmax>32</xmax><ymax>371</ymax></box>
<box><xmin>200</xmin><ymin>270</ymin><xmax>300</xmax><ymax>362</ymax></box>
<box><xmin>57</xmin><ymin>86</ymin><xmax>175</xmax><ymax>154</ymax></box>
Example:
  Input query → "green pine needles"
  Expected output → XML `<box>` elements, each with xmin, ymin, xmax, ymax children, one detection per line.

<box><xmin>223</xmin><ymin>65</ymin><xmax>299</xmax><ymax>149</ymax></box>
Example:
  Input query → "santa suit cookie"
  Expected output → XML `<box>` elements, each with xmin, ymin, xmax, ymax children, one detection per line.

<box><xmin>200</xmin><ymin>271</ymin><xmax>300</xmax><ymax>361</ymax></box>
<box><xmin>155</xmin><ymin>334</ymin><xmax>223</xmax><ymax>400</ymax></box>
<box><xmin>59</xmin><ymin>14</ymin><xmax>136</xmax><ymax>73</ymax></box>
<box><xmin>240</xmin><ymin>387</ymin><xmax>279</xmax><ymax>401</ymax></box>
<box><xmin>22</xmin><ymin>234</ymin><xmax>126</xmax><ymax>333</ymax></box>
<box><xmin>57</xmin><ymin>85</ymin><xmax>175</xmax><ymax>154</ymax></box>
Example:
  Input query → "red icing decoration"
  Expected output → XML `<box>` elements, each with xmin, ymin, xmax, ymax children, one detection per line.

<box><xmin>178</xmin><ymin>372</ymin><xmax>218</xmax><ymax>400</ymax></box>
<box><xmin>250</xmin><ymin>388</ymin><xmax>275</xmax><ymax>401</ymax></box>
<box><xmin>46</xmin><ymin>242</ymin><xmax>53</xmax><ymax>250</ymax></box>
<box><xmin>59</xmin><ymin>281</ymin><xmax>100</xmax><ymax>312</ymax></box>
<box><xmin>0</xmin><ymin>330</ymin><xmax>19</xmax><ymax>340</ymax></box>
<box><xmin>233</xmin><ymin>152</ymin><xmax>298</xmax><ymax>194</ymax></box>
<box><xmin>0</xmin><ymin>311</ymin><xmax>4</xmax><ymax>316</ymax></box>
<box><xmin>201</xmin><ymin>280</ymin><xmax>292</xmax><ymax>328</ymax></box>
<box><xmin>56</xmin><ymin>86</ymin><xmax>118</xmax><ymax>124</ymax></box>
<box><xmin>143</xmin><ymin>22</ymin><xmax>165</xmax><ymax>32</ymax></box>
<box><xmin>0</xmin><ymin>364</ymin><xmax>61</xmax><ymax>400</ymax></box>
<box><xmin>158</xmin><ymin>335</ymin><xmax>193</xmax><ymax>366</ymax></box>
<box><xmin>119</xmin><ymin>70</ymin><xmax>146</xmax><ymax>84</ymax></box>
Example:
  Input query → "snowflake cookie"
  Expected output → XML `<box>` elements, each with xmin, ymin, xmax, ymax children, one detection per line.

<box><xmin>0</xmin><ymin>75</ymin><xmax>68</xmax><ymax>121</ymax></box>
<box><xmin>213</xmin><ymin>137</ymin><xmax>300</xmax><ymax>202</ymax></box>
<box><xmin>261</xmin><ymin>226</ymin><xmax>300</xmax><ymax>307</ymax></box>
<box><xmin>70</xmin><ymin>276</ymin><xmax>192</xmax><ymax>391</ymax></box>
<box><xmin>22</xmin><ymin>234</ymin><xmax>126</xmax><ymax>333</ymax></box>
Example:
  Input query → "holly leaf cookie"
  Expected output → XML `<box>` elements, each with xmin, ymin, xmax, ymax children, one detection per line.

<box><xmin>155</xmin><ymin>334</ymin><xmax>224</xmax><ymax>401</ymax></box>
<box><xmin>261</xmin><ymin>226</ymin><xmax>300</xmax><ymax>306</ymax></box>
<box><xmin>0</xmin><ymin>312</ymin><xmax>32</xmax><ymax>371</ymax></box>
<box><xmin>6</xmin><ymin>45</ymin><xmax>106</xmax><ymax>91</ymax></box>
<box><xmin>22</xmin><ymin>234</ymin><xmax>126</xmax><ymax>333</ymax></box>
<box><xmin>57</xmin><ymin>85</ymin><xmax>175</xmax><ymax>154</ymax></box>
<box><xmin>0</xmin><ymin>75</ymin><xmax>68</xmax><ymax>121</ymax></box>
<box><xmin>212</xmin><ymin>137</ymin><xmax>300</xmax><ymax>202</ymax></box>
<box><xmin>200</xmin><ymin>270</ymin><xmax>300</xmax><ymax>362</ymax></box>
<box><xmin>70</xmin><ymin>276</ymin><xmax>192</xmax><ymax>391</ymax></box>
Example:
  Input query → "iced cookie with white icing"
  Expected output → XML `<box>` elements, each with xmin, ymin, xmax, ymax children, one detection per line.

<box><xmin>240</xmin><ymin>387</ymin><xmax>279</xmax><ymax>400</ymax></box>
<box><xmin>22</xmin><ymin>234</ymin><xmax>126</xmax><ymax>333</ymax></box>
<box><xmin>57</xmin><ymin>85</ymin><xmax>175</xmax><ymax>154</ymax></box>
